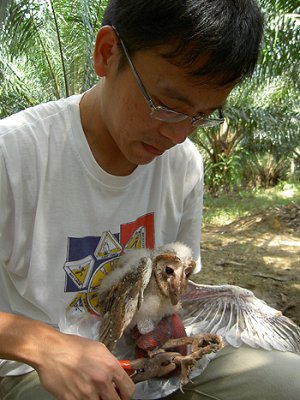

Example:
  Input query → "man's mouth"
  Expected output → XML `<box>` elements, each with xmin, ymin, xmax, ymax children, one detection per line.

<box><xmin>142</xmin><ymin>143</ymin><xmax>165</xmax><ymax>156</ymax></box>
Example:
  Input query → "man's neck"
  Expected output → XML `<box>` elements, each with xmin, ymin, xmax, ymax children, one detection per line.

<box><xmin>79</xmin><ymin>85</ymin><xmax>137</xmax><ymax>176</ymax></box>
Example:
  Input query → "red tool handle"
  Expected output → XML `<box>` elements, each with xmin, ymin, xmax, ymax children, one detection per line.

<box><xmin>119</xmin><ymin>360</ymin><xmax>134</xmax><ymax>374</ymax></box>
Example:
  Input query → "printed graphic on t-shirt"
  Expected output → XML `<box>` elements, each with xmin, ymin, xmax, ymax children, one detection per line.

<box><xmin>63</xmin><ymin>213</ymin><xmax>155</xmax><ymax>315</ymax></box>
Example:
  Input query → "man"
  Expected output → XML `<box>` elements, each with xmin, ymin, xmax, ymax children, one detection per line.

<box><xmin>0</xmin><ymin>0</ymin><xmax>299</xmax><ymax>399</ymax></box>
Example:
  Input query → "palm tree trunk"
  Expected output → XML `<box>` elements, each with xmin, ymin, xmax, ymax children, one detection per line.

<box><xmin>49</xmin><ymin>0</ymin><xmax>70</xmax><ymax>97</ymax></box>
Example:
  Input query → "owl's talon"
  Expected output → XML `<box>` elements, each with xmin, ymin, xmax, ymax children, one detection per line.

<box><xmin>147</xmin><ymin>348</ymin><xmax>166</xmax><ymax>358</ymax></box>
<box><xmin>161</xmin><ymin>334</ymin><xmax>224</xmax><ymax>386</ymax></box>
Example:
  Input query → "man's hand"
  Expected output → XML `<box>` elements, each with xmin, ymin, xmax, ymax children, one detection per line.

<box><xmin>0</xmin><ymin>313</ymin><xmax>135</xmax><ymax>400</ymax></box>
<box><xmin>36</xmin><ymin>333</ymin><xmax>135</xmax><ymax>400</ymax></box>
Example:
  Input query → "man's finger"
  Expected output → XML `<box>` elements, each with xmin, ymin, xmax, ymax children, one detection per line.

<box><xmin>111</xmin><ymin>369</ymin><xmax>136</xmax><ymax>400</ymax></box>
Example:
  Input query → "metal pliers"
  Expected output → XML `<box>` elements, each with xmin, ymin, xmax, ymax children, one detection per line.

<box><xmin>119</xmin><ymin>351</ymin><xmax>181</xmax><ymax>383</ymax></box>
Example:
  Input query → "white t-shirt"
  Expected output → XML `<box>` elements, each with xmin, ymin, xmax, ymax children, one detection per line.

<box><xmin>0</xmin><ymin>94</ymin><xmax>204</xmax><ymax>376</ymax></box>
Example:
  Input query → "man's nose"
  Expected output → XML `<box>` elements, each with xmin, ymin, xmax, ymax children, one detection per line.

<box><xmin>159</xmin><ymin>121</ymin><xmax>196</xmax><ymax>145</ymax></box>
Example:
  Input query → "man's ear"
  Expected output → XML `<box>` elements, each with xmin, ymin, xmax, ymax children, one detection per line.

<box><xmin>94</xmin><ymin>25</ymin><xmax>119</xmax><ymax>77</ymax></box>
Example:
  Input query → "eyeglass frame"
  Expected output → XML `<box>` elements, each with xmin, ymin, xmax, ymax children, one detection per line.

<box><xmin>112</xmin><ymin>26</ymin><xmax>225</xmax><ymax>129</ymax></box>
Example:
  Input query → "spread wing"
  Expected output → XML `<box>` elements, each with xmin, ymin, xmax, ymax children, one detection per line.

<box><xmin>98</xmin><ymin>256</ymin><xmax>152</xmax><ymax>351</ymax></box>
<box><xmin>181</xmin><ymin>281</ymin><xmax>300</xmax><ymax>353</ymax></box>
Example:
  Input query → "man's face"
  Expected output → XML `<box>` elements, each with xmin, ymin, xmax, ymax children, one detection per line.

<box><xmin>99</xmin><ymin>42</ymin><xmax>234</xmax><ymax>169</ymax></box>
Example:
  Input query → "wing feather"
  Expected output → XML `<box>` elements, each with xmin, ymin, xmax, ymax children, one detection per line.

<box><xmin>181</xmin><ymin>281</ymin><xmax>300</xmax><ymax>353</ymax></box>
<box><xmin>97</xmin><ymin>256</ymin><xmax>152</xmax><ymax>350</ymax></box>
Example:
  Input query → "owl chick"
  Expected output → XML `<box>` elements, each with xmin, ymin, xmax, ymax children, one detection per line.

<box><xmin>96</xmin><ymin>242</ymin><xmax>196</xmax><ymax>351</ymax></box>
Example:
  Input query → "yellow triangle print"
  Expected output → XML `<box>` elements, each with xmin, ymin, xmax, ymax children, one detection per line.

<box><xmin>63</xmin><ymin>256</ymin><xmax>94</xmax><ymax>289</ymax></box>
<box><xmin>124</xmin><ymin>226</ymin><xmax>146</xmax><ymax>251</ymax></box>
<box><xmin>94</xmin><ymin>231</ymin><xmax>122</xmax><ymax>260</ymax></box>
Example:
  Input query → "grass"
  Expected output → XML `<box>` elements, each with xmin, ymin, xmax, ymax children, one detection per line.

<box><xmin>202</xmin><ymin>182</ymin><xmax>300</xmax><ymax>227</ymax></box>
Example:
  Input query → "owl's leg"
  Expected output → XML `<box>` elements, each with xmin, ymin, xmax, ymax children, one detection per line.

<box><xmin>136</xmin><ymin>318</ymin><xmax>155</xmax><ymax>335</ymax></box>
<box><xmin>161</xmin><ymin>333</ymin><xmax>223</xmax><ymax>354</ymax></box>
<box><xmin>161</xmin><ymin>333</ymin><xmax>224</xmax><ymax>389</ymax></box>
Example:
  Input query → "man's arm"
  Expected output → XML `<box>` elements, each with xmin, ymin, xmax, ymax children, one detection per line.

<box><xmin>0</xmin><ymin>312</ymin><xmax>135</xmax><ymax>400</ymax></box>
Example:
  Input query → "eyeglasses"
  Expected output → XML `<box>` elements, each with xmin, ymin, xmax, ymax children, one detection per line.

<box><xmin>113</xmin><ymin>27</ymin><xmax>225</xmax><ymax>129</ymax></box>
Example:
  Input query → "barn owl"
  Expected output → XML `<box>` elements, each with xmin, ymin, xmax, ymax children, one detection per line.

<box><xmin>96</xmin><ymin>242</ymin><xmax>196</xmax><ymax>351</ymax></box>
<box><xmin>60</xmin><ymin>243</ymin><xmax>300</xmax><ymax>399</ymax></box>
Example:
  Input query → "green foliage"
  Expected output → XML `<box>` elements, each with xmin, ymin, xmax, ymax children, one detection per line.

<box><xmin>233</xmin><ymin>0</ymin><xmax>300</xmax><ymax>155</ymax></box>
<box><xmin>192</xmin><ymin>0</ymin><xmax>300</xmax><ymax>191</ymax></box>
<box><xmin>202</xmin><ymin>151</ymin><xmax>244</xmax><ymax>193</ymax></box>
<box><xmin>191</xmin><ymin>119</ymin><xmax>245</xmax><ymax>192</ymax></box>
<box><xmin>242</xmin><ymin>153</ymin><xmax>290</xmax><ymax>188</ymax></box>
<box><xmin>0</xmin><ymin>0</ymin><xmax>109</xmax><ymax>118</ymax></box>
<box><xmin>203</xmin><ymin>183</ymin><xmax>300</xmax><ymax>227</ymax></box>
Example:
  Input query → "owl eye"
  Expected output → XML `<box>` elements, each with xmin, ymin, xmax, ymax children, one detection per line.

<box><xmin>165</xmin><ymin>266</ymin><xmax>174</xmax><ymax>275</ymax></box>
<box><xmin>185</xmin><ymin>268</ymin><xmax>193</xmax><ymax>278</ymax></box>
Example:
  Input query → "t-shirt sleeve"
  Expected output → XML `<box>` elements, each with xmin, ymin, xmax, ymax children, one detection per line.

<box><xmin>0</xmin><ymin>145</ymin><xmax>14</xmax><ymax>264</ymax></box>
<box><xmin>176</xmin><ymin>144</ymin><xmax>203</xmax><ymax>273</ymax></box>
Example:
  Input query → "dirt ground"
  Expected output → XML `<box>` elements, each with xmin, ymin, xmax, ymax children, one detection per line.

<box><xmin>193</xmin><ymin>204</ymin><xmax>300</xmax><ymax>326</ymax></box>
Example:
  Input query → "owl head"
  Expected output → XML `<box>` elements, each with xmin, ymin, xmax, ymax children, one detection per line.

<box><xmin>152</xmin><ymin>242</ymin><xmax>196</xmax><ymax>305</ymax></box>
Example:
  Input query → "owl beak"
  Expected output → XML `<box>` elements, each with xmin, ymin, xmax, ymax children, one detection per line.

<box><xmin>168</xmin><ymin>272</ymin><xmax>184</xmax><ymax>305</ymax></box>
<box><xmin>170</xmin><ymin>292</ymin><xmax>180</xmax><ymax>305</ymax></box>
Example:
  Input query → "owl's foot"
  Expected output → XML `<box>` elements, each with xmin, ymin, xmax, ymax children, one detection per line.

<box><xmin>120</xmin><ymin>333</ymin><xmax>223</xmax><ymax>387</ymax></box>
<box><xmin>161</xmin><ymin>333</ymin><xmax>224</xmax><ymax>388</ymax></box>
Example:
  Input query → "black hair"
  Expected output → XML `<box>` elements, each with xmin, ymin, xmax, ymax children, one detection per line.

<box><xmin>102</xmin><ymin>0</ymin><xmax>264</xmax><ymax>86</ymax></box>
